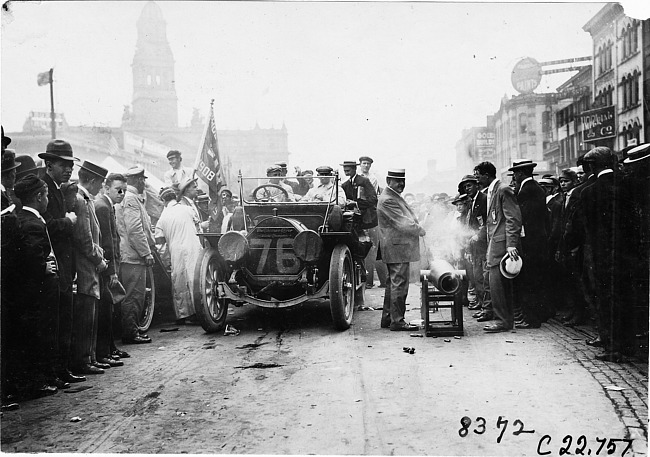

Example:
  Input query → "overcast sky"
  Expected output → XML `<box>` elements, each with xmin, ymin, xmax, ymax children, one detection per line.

<box><xmin>2</xmin><ymin>1</ymin><xmax>647</xmax><ymax>180</ymax></box>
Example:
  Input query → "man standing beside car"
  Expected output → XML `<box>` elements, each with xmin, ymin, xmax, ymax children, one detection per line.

<box><xmin>377</xmin><ymin>168</ymin><xmax>426</xmax><ymax>331</ymax></box>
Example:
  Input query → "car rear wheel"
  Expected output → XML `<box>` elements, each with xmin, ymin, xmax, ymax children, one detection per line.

<box><xmin>329</xmin><ymin>244</ymin><xmax>354</xmax><ymax>330</ymax></box>
<box><xmin>193</xmin><ymin>248</ymin><xmax>229</xmax><ymax>333</ymax></box>
<box><xmin>137</xmin><ymin>266</ymin><xmax>155</xmax><ymax>333</ymax></box>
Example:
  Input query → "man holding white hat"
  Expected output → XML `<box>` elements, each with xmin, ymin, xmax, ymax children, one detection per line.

<box><xmin>377</xmin><ymin>168</ymin><xmax>426</xmax><ymax>331</ymax></box>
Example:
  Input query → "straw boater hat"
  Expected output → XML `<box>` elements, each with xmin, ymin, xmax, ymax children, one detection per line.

<box><xmin>500</xmin><ymin>253</ymin><xmax>523</xmax><ymax>279</ymax></box>
<box><xmin>386</xmin><ymin>168</ymin><xmax>405</xmax><ymax>179</ymax></box>
<box><xmin>38</xmin><ymin>139</ymin><xmax>79</xmax><ymax>162</ymax></box>
<box><xmin>340</xmin><ymin>161</ymin><xmax>359</xmax><ymax>167</ymax></box>
<box><xmin>623</xmin><ymin>143</ymin><xmax>650</xmax><ymax>164</ymax></box>
<box><xmin>79</xmin><ymin>161</ymin><xmax>108</xmax><ymax>179</ymax></box>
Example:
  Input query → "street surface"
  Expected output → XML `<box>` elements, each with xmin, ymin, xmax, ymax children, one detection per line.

<box><xmin>1</xmin><ymin>284</ymin><xmax>648</xmax><ymax>456</ymax></box>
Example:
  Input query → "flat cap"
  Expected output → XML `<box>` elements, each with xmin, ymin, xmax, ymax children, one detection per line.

<box><xmin>167</xmin><ymin>150</ymin><xmax>181</xmax><ymax>159</ymax></box>
<box><xmin>124</xmin><ymin>164</ymin><xmax>147</xmax><ymax>178</ymax></box>
<box><xmin>274</xmin><ymin>160</ymin><xmax>288</xmax><ymax>169</ymax></box>
<box><xmin>159</xmin><ymin>186</ymin><xmax>177</xmax><ymax>200</ymax></box>
<box><xmin>358</xmin><ymin>156</ymin><xmax>373</xmax><ymax>164</ymax></box>
<box><xmin>452</xmin><ymin>193</ymin><xmax>469</xmax><ymax>204</ymax></box>
<box><xmin>14</xmin><ymin>174</ymin><xmax>47</xmax><ymax>200</ymax></box>
<box><xmin>266</xmin><ymin>165</ymin><xmax>282</xmax><ymax>175</ymax></box>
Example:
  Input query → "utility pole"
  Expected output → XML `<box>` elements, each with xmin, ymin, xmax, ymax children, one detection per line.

<box><xmin>49</xmin><ymin>68</ymin><xmax>56</xmax><ymax>139</ymax></box>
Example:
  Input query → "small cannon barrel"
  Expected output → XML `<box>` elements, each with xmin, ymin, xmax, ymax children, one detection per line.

<box><xmin>420</xmin><ymin>259</ymin><xmax>465</xmax><ymax>295</ymax></box>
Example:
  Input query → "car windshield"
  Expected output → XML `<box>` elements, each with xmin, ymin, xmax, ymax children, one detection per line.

<box><xmin>238</xmin><ymin>174</ymin><xmax>342</xmax><ymax>205</ymax></box>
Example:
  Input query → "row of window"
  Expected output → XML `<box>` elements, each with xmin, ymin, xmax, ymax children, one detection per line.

<box><xmin>594</xmin><ymin>21</ymin><xmax>639</xmax><ymax>77</ymax></box>
<box><xmin>620</xmin><ymin>21</ymin><xmax>639</xmax><ymax>60</ymax></box>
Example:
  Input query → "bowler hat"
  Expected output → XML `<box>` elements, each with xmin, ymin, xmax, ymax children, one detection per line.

<box><xmin>387</xmin><ymin>168</ymin><xmax>406</xmax><ymax>179</ymax></box>
<box><xmin>358</xmin><ymin>156</ymin><xmax>373</xmax><ymax>164</ymax></box>
<box><xmin>459</xmin><ymin>174</ymin><xmax>478</xmax><ymax>186</ymax></box>
<box><xmin>38</xmin><ymin>139</ymin><xmax>79</xmax><ymax>162</ymax></box>
<box><xmin>166</xmin><ymin>150</ymin><xmax>181</xmax><ymax>159</ymax></box>
<box><xmin>124</xmin><ymin>164</ymin><xmax>147</xmax><ymax>178</ymax></box>
<box><xmin>178</xmin><ymin>177</ymin><xmax>198</xmax><ymax>195</ymax></box>
<box><xmin>79</xmin><ymin>160</ymin><xmax>108</xmax><ymax>179</ymax></box>
<box><xmin>623</xmin><ymin>143</ymin><xmax>650</xmax><ymax>164</ymax></box>
<box><xmin>340</xmin><ymin>161</ymin><xmax>359</xmax><ymax>167</ymax></box>
<box><xmin>1</xmin><ymin>126</ymin><xmax>11</xmax><ymax>151</ymax></box>
<box><xmin>1</xmin><ymin>149</ymin><xmax>21</xmax><ymax>173</ymax></box>
<box><xmin>15</xmin><ymin>155</ymin><xmax>39</xmax><ymax>179</ymax></box>
<box><xmin>316</xmin><ymin>166</ymin><xmax>334</xmax><ymax>176</ymax></box>
<box><xmin>499</xmin><ymin>253</ymin><xmax>523</xmax><ymax>279</ymax></box>
<box><xmin>508</xmin><ymin>160</ymin><xmax>537</xmax><ymax>172</ymax></box>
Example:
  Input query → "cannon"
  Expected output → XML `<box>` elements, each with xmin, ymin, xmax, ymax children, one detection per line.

<box><xmin>420</xmin><ymin>259</ymin><xmax>466</xmax><ymax>337</ymax></box>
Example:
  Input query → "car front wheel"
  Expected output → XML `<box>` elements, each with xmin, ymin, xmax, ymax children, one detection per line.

<box><xmin>329</xmin><ymin>244</ymin><xmax>354</xmax><ymax>330</ymax></box>
<box><xmin>193</xmin><ymin>248</ymin><xmax>229</xmax><ymax>333</ymax></box>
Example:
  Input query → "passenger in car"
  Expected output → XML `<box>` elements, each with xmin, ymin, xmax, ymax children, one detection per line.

<box><xmin>301</xmin><ymin>166</ymin><xmax>346</xmax><ymax>205</ymax></box>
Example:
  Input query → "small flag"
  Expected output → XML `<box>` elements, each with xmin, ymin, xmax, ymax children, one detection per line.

<box><xmin>37</xmin><ymin>70</ymin><xmax>51</xmax><ymax>86</ymax></box>
<box><xmin>194</xmin><ymin>101</ymin><xmax>226</xmax><ymax>205</ymax></box>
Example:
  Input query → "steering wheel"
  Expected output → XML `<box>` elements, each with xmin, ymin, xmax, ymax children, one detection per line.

<box><xmin>252</xmin><ymin>184</ymin><xmax>289</xmax><ymax>202</ymax></box>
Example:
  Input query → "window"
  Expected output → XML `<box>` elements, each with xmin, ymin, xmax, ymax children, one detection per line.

<box><xmin>519</xmin><ymin>113</ymin><xmax>527</xmax><ymax>134</ymax></box>
<box><xmin>620</xmin><ymin>73</ymin><xmax>640</xmax><ymax>110</ymax></box>
<box><xmin>147</xmin><ymin>75</ymin><xmax>152</xmax><ymax>86</ymax></box>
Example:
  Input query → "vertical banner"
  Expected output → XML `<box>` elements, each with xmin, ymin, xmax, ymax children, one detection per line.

<box><xmin>194</xmin><ymin>100</ymin><xmax>226</xmax><ymax>221</ymax></box>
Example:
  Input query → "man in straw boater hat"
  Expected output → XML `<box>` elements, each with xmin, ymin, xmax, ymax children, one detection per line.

<box><xmin>508</xmin><ymin>160</ymin><xmax>551</xmax><ymax>329</ymax></box>
<box><xmin>117</xmin><ymin>165</ymin><xmax>155</xmax><ymax>345</ymax></box>
<box><xmin>377</xmin><ymin>168</ymin><xmax>426</xmax><ymax>331</ymax></box>
<box><xmin>473</xmin><ymin>161</ymin><xmax>522</xmax><ymax>333</ymax></box>
<box><xmin>70</xmin><ymin>160</ymin><xmax>110</xmax><ymax>376</ymax></box>
<box><xmin>38</xmin><ymin>139</ymin><xmax>85</xmax><ymax>384</ymax></box>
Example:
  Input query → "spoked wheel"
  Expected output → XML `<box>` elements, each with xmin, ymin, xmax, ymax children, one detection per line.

<box><xmin>137</xmin><ymin>266</ymin><xmax>156</xmax><ymax>333</ymax></box>
<box><xmin>193</xmin><ymin>248</ymin><xmax>230</xmax><ymax>333</ymax></box>
<box><xmin>329</xmin><ymin>244</ymin><xmax>354</xmax><ymax>330</ymax></box>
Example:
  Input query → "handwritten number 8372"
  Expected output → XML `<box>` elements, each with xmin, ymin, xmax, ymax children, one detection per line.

<box><xmin>458</xmin><ymin>416</ymin><xmax>534</xmax><ymax>443</ymax></box>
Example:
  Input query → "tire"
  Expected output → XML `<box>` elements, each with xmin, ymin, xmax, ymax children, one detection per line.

<box><xmin>193</xmin><ymin>248</ymin><xmax>229</xmax><ymax>333</ymax></box>
<box><xmin>137</xmin><ymin>266</ymin><xmax>155</xmax><ymax>333</ymax></box>
<box><xmin>329</xmin><ymin>244</ymin><xmax>354</xmax><ymax>330</ymax></box>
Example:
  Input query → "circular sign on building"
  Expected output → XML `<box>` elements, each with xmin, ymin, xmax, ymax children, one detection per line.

<box><xmin>511</xmin><ymin>57</ymin><xmax>542</xmax><ymax>94</ymax></box>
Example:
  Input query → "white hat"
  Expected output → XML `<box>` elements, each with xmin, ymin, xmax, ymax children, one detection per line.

<box><xmin>499</xmin><ymin>253</ymin><xmax>523</xmax><ymax>279</ymax></box>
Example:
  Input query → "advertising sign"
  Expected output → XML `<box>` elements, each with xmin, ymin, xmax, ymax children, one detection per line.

<box><xmin>475</xmin><ymin>128</ymin><xmax>495</xmax><ymax>157</ymax></box>
<box><xmin>580</xmin><ymin>105</ymin><xmax>616</xmax><ymax>142</ymax></box>
<box><xmin>511</xmin><ymin>57</ymin><xmax>542</xmax><ymax>94</ymax></box>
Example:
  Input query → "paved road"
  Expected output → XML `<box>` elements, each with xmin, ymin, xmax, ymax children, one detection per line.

<box><xmin>1</xmin><ymin>284</ymin><xmax>647</xmax><ymax>456</ymax></box>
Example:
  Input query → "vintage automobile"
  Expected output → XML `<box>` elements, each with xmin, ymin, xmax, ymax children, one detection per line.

<box><xmin>192</xmin><ymin>173</ymin><xmax>370</xmax><ymax>333</ymax></box>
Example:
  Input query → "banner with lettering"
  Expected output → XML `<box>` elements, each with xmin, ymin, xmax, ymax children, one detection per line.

<box><xmin>194</xmin><ymin>101</ymin><xmax>226</xmax><ymax>203</ymax></box>
<box><xmin>581</xmin><ymin>105</ymin><xmax>616</xmax><ymax>143</ymax></box>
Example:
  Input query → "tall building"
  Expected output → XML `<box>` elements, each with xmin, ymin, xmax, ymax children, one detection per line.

<box><xmin>583</xmin><ymin>3</ymin><xmax>646</xmax><ymax>151</ymax></box>
<box><xmin>455</xmin><ymin>117</ymin><xmax>496</xmax><ymax>175</ymax></box>
<box><xmin>493</xmin><ymin>93</ymin><xmax>556</xmax><ymax>179</ymax></box>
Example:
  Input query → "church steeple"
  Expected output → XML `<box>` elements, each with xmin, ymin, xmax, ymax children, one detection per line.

<box><xmin>130</xmin><ymin>1</ymin><xmax>178</xmax><ymax>130</ymax></box>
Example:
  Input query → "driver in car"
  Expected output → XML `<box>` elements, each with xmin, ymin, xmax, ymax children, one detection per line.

<box><xmin>264</xmin><ymin>165</ymin><xmax>296</xmax><ymax>202</ymax></box>
<box><xmin>301</xmin><ymin>166</ymin><xmax>346</xmax><ymax>205</ymax></box>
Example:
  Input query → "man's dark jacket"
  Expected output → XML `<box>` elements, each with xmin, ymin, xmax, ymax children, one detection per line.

<box><xmin>341</xmin><ymin>173</ymin><xmax>378</xmax><ymax>229</ymax></box>
<box><xmin>42</xmin><ymin>173</ymin><xmax>75</xmax><ymax>290</ymax></box>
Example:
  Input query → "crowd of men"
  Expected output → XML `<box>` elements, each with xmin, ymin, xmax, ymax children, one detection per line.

<box><xmin>450</xmin><ymin>145</ymin><xmax>649</xmax><ymax>363</ymax></box>
<box><xmin>2</xmin><ymin>130</ymin><xmax>647</xmax><ymax>411</ymax></box>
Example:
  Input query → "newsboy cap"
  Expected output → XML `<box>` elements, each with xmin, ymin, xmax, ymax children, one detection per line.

<box><xmin>387</xmin><ymin>168</ymin><xmax>406</xmax><ymax>179</ymax></box>
<box><xmin>79</xmin><ymin>160</ymin><xmax>108</xmax><ymax>179</ymax></box>
<box><xmin>38</xmin><ymin>139</ymin><xmax>79</xmax><ymax>162</ymax></box>
<box><xmin>13</xmin><ymin>174</ymin><xmax>47</xmax><ymax>200</ymax></box>
<box><xmin>124</xmin><ymin>164</ymin><xmax>147</xmax><ymax>178</ymax></box>
<box><xmin>166</xmin><ymin>150</ymin><xmax>182</xmax><ymax>159</ymax></box>
<box><xmin>159</xmin><ymin>186</ymin><xmax>177</xmax><ymax>201</ymax></box>
<box><xmin>266</xmin><ymin>165</ymin><xmax>282</xmax><ymax>175</ymax></box>
<box><xmin>358</xmin><ymin>156</ymin><xmax>373</xmax><ymax>164</ymax></box>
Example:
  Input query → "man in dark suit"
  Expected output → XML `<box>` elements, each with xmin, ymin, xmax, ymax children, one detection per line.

<box><xmin>340</xmin><ymin>160</ymin><xmax>378</xmax><ymax>230</ymax></box>
<box><xmin>70</xmin><ymin>161</ymin><xmax>109</xmax><ymax>375</ymax></box>
<box><xmin>461</xmin><ymin>175</ymin><xmax>488</xmax><ymax>315</ymax></box>
<box><xmin>580</xmin><ymin>147</ymin><xmax>635</xmax><ymax>362</ymax></box>
<box><xmin>539</xmin><ymin>176</ymin><xmax>564</xmax><ymax>315</ymax></box>
<box><xmin>13</xmin><ymin>175</ymin><xmax>62</xmax><ymax>397</ymax></box>
<box><xmin>473</xmin><ymin>162</ymin><xmax>522</xmax><ymax>332</ymax></box>
<box><xmin>377</xmin><ymin>168</ymin><xmax>426</xmax><ymax>331</ymax></box>
<box><xmin>39</xmin><ymin>140</ymin><xmax>85</xmax><ymax>384</ymax></box>
<box><xmin>510</xmin><ymin>160</ymin><xmax>549</xmax><ymax>328</ymax></box>
<box><xmin>95</xmin><ymin>173</ymin><xmax>128</xmax><ymax>367</ymax></box>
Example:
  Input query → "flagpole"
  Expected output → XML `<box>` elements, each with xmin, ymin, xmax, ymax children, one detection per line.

<box><xmin>49</xmin><ymin>68</ymin><xmax>56</xmax><ymax>139</ymax></box>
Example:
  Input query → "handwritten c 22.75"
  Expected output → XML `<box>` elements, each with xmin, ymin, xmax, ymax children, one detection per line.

<box><xmin>537</xmin><ymin>435</ymin><xmax>633</xmax><ymax>456</ymax></box>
